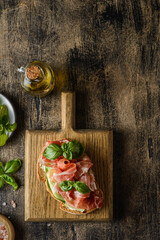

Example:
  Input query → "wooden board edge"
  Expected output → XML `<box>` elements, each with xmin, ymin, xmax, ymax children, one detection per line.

<box><xmin>108</xmin><ymin>130</ymin><xmax>113</xmax><ymax>220</ymax></box>
<box><xmin>25</xmin><ymin>217</ymin><xmax>111</xmax><ymax>222</ymax></box>
<box><xmin>25</xmin><ymin>130</ymin><xmax>31</xmax><ymax>221</ymax></box>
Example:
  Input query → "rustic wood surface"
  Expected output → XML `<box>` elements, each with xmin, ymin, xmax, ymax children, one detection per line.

<box><xmin>0</xmin><ymin>0</ymin><xmax>159</xmax><ymax>239</ymax></box>
<box><xmin>25</xmin><ymin>92</ymin><xmax>113</xmax><ymax>221</ymax></box>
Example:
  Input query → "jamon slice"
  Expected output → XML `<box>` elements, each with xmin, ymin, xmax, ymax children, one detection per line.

<box><xmin>38</xmin><ymin>139</ymin><xmax>103</xmax><ymax>215</ymax></box>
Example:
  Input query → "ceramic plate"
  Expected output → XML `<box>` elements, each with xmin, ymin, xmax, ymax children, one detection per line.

<box><xmin>0</xmin><ymin>94</ymin><xmax>16</xmax><ymax>137</ymax></box>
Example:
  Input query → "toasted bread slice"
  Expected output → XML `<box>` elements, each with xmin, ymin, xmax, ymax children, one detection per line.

<box><xmin>37</xmin><ymin>154</ymin><xmax>46</xmax><ymax>182</ymax></box>
<box><xmin>37</xmin><ymin>153</ymin><xmax>103</xmax><ymax>215</ymax></box>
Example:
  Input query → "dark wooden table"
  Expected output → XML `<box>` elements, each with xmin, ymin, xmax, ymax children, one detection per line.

<box><xmin>0</xmin><ymin>0</ymin><xmax>159</xmax><ymax>239</ymax></box>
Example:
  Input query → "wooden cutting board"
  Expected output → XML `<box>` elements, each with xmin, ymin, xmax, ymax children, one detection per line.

<box><xmin>25</xmin><ymin>92</ymin><xmax>113</xmax><ymax>221</ymax></box>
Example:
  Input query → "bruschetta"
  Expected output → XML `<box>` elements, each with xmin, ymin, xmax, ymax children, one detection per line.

<box><xmin>37</xmin><ymin>139</ymin><xmax>103</xmax><ymax>214</ymax></box>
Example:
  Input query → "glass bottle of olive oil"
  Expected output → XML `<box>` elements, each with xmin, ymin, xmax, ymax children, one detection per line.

<box><xmin>17</xmin><ymin>61</ymin><xmax>55</xmax><ymax>97</ymax></box>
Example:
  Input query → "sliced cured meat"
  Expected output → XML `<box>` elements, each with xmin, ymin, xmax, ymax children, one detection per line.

<box><xmin>48</xmin><ymin>168</ymin><xmax>62</xmax><ymax>182</ymax></box>
<box><xmin>53</xmin><ymin>183</ymin><xmax>74</xmax><ymax>201</ymax></box>
<box><xmin>41</xmin><ymin>156</ymin><xmax>59</xmax><ymax>168</ymax></box>
<box><xmin>93</xmin><ymin>192</ymin><xmax>103</xmax><ymax>209</ymax></box>
<box><xmin>78</xmin><ymin>172</ymin><xmax>97</xmax><ymax>191</ymax></box>
<box><xmin>59</xmin><ymin>139</ymin><xmax>70</xmax><ymax>144</ymax></box>
<box><xmin>65</xmin><ymin>191</ymin><xmax>99</xmax><ymax>210</ymax></box>
<box><xmin>74</xmin><ymin>160</ymin><xmax>93</xmax><ymax>179</ymax></box>
<box><xmin>73</xmin><ymin>190</ymin><xmax>90</xmax><ymax>199</ymax></box>
<box><xmin>78</xmin><ymin>153</ymin><xmax>91</xmax><ymax>162</ymax></box>
<box><xmin>57</xmin><ymin>158</ymin><xmax>71</xmax><ymax>170</ymax></box>
<box><xmin>53</xmin><ymin>163</ymin><xmax>77</xmax><ymax>182</ymax></box>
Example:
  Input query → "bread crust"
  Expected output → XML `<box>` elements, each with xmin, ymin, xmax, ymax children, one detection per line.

<box><xmin>37</xmin><ymin>153</ymin><xmax>103</xmax><ymax>215</ymax></box>
<box><xmin>37</xmin><ymin>154</ymin><xmax>46</xmax><ymax>182</ymax></box>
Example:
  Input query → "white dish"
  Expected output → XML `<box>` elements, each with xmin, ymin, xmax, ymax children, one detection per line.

<box><xmin>0</xmin><ymin>94</ymin><xmax>16</xmax><ymax>137</ymax></box>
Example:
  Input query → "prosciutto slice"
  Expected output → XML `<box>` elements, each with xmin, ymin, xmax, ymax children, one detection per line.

<box><xmin>65</xmin><ymin>190</ymin><xmax>103</xmax><ymax>210</ymax></box>
<box><xmin>41</xmin><ymin>139</ymin><xmax>103</xmax><ymax>211</ymax></box>
<box><xmin>53</xmin><ymin>163</ymin><xmax>77</xmax><ymax>182</ymax></box>
<box><xmin>74</xmin><ymin>161</ymin><xmax>93</xmax><ymax>179</ymax></box>
<box><xmin>78</xmin><ymin>172</ymin><xmax>97</xmax><ymax>191</ymax></box>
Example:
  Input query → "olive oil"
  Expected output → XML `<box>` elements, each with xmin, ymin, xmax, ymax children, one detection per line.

<box><xmin>17</xmin><ymin>61</ymin><xmax>55</xmax><ymax>97</ymax></box>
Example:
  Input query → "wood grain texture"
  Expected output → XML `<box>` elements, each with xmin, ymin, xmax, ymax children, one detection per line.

<box><xmin>0</xmin><ymin>0</ymin><xmax>159</xmax><ymax>239</ymax></box>
<box><xmin>25</xmin><ymin>92</ymin><xmax>113</xmax><ymax>221</ymax></box>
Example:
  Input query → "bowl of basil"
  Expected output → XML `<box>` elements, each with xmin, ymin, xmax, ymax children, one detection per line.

<box><xmin>0</xmin><ymin>94</ymin><xmax>17</xmax><ymax>147</ymax></box>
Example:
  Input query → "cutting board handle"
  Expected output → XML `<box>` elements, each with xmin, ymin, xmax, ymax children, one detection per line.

<box><xmin>61</xmin><ymin>92</ymin><xmax>75</xmax><ymax>130</ymax></box>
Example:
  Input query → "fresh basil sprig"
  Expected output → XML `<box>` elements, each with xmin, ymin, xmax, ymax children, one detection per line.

<box><xmin>0</xmin><ymin>159</ymin><xmax>22</xmax><ymax>191</ymax></box>
<box><xmin>43</xmin><ymin>144</ymin><xmax>63</xmax><ymax>160</ymax></box>
<box><xmin>74</xmin><ymin>181</ymin><xmax>91</xmax><ymax>194</ymax></box>
<box><xmin>43</xmin><ymin>140</ymin><xmax>84</xmax><ymax>161</ymax></box>
<box><xmin>4</xmin><ymin>159</ymin><xmax>22</xmax><ymax>174</ymax></box>
<box><xmin>0</xmin><ymin>104</ymin><xmax>17</xmax><ymax>146</ymax></box>
<box><xmin>0</xmin><ymin>178</ymin><xmax>4</xmax><ymax>188</ymax></box>
<box><xmin>5</xmin><ymin>123</ymin><xmax>17</xmax><ymax>132</ymax></box>
<box><xmin>61</xmin><ymin>141</ymin><xmax>84</xmax><ymax>160</ymax></box>
<box><xmin>59</xmin><ymin>180</ymin><xmax>91</xmax><ymax>194</ymax></box>
<box><xmin>3</xmin><ymin>174</ymin><xmax>18</xmax><ymax>191</ymax></box>
<box><xmin>59</xmin><ymin>181</ymin><xmax>74</xmax><ymax>191</ymax></box>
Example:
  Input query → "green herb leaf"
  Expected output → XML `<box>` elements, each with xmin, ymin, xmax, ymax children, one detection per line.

<box><xmin>59</xmin><ymin>181</ymin><xmax>74</xmax><ymax>191</ymax></box>
<box><xmin>5</xmin><ymin>123</ymin><xmax>17</xmax><ymax>132</ymax></box>
<box><xmin>43</xmin><ymin>143</ymin><xmax>63</xmax><ymax>160</ymax></box>
<box><xmin>0</xmin><ymin>178</ymin><xmax>4</xmax><ymax>188</ymax></box>
<box><xmin>4</xmin><ymin>159</ymin><xmax>22</xmax><ymax>174</ymax></box>
<box><xmin>61</xmin><ymin>141</ymin><xmax>84</xmax><ymax>160</ymax></box>
<box><xmin>0</xmin><ymin>105</ymin><xmax>9</xmax><ymax>125</ymax></box>
<box><xmin>0</xmin><ymin>133</ymin><xmax>8</xmax><ymax>146</ymax></box>
<box><xmin>0</xmin><ymin>166</ymin><xmax>4</xmax><ymax>176</ymax></box>
<box><xmin>63</xmin><ymin>151</ymin><xmax>72</xmax><ymax>160</ymax></box>
<box><xmin>61</xmin><ymin>143</ymin><xmax>68</xmax><ymax>152</ymax></box>
<box><xmin>74</xmin><ymin>181</ymin><xmax>91</xmax><ymax>194</ymax></box>
<box><xmin>68</xmin><ymin>141</ymin><xmax>85</xmax><ymax>159</ymax></box>
<box><xmin>0</xmin><ymin>104</ymin><xmax>17</xmax><ymax>147</ymax></box>
<box><xmin>2</xmin><ymin>115</ymin><xmax>9</xmax><ymax>126</ymax></box>
<box><xmin>0</xmin><ymin>124</ymin><xmax>4</xmax><ymax>135</ymax></box>
<box><xmin>3</xmin><ymin>174</ymin><xmax>18</xmax><ymax>191</ymax></box>
<box><xmin>0</xmin><ymin>162</ymin><xmax>3</xmax><ymax>168</ymax></box>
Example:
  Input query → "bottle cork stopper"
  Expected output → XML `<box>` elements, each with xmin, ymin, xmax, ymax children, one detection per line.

<box><xmin>26</xmin><ymin>65</ymin><xmax>41</xmax><ymax>80</ymax></box>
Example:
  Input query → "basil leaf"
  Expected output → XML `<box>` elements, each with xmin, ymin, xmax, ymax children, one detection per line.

<box><xmin>0</xmin><ymin>177</ymin><xmax>4</xmax><ymax>188</ymax></box>
<box><xmin>4</xmin><ymin>159</ymin><xmax>22</xmax><ymax>174</ymax></box>
<box><xmin>61</xmin><ymin>143</ymin><xmax>68</xmax><ymax>152</ymax></box>
<box><xmin>3</xmin><ymin>174</ymin><xmax>18</xmax><ymax>191</ymax></box>
<box><xmin>59</xmin><ymin>181</ymin><xmax>74</xmax><ymax>191</ymax></box>
<box><xmin>74</xmin><ymin>181</ymin><xmax>91</xmax><ymax>194</ymax></box>
<box><xmin>0</xmin><ymin>124</ymin><xmax>4</xmax><ymax>135</ymax></box>
<box><xmin>43</xmin><ymin>143</ymin><xmax>63</xmax><ymax>160</ymax></box>
<box><xmin>5</xmin><ymin>123</ymin><xmax>17</xmax><ymax>132</ymax></box>
<box><xmin>2</xmin><ymin>115</ymin><xmax>9</xmax><ymax>126</ymax></box>
<box><xmin>63</xmin><ymin>151</ymin><xmax>72</xmax><ymax>160</ymax></box>
<box><xmin>61</xmin><ymin>141</ymin><xmax>84</xmax><ymax>160</ymax></box>
<box><xmin>0</xmin><ymin>133</ymin><xmax>8</xmax><ymax>146</ymax></box>
<box><xmin>0</xmin><ymin>105</ymin><xmax>9</xmax><ymax>124</ymax></box>
<box><xmin>68</xmin><ymin>141</ymin><xmax>84</xmax><ymax>159</ymax></box>
<box><xmin>0</xmin><ymin>166</ymin><xmax>4</xmax><ymax>176</ymax></box>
